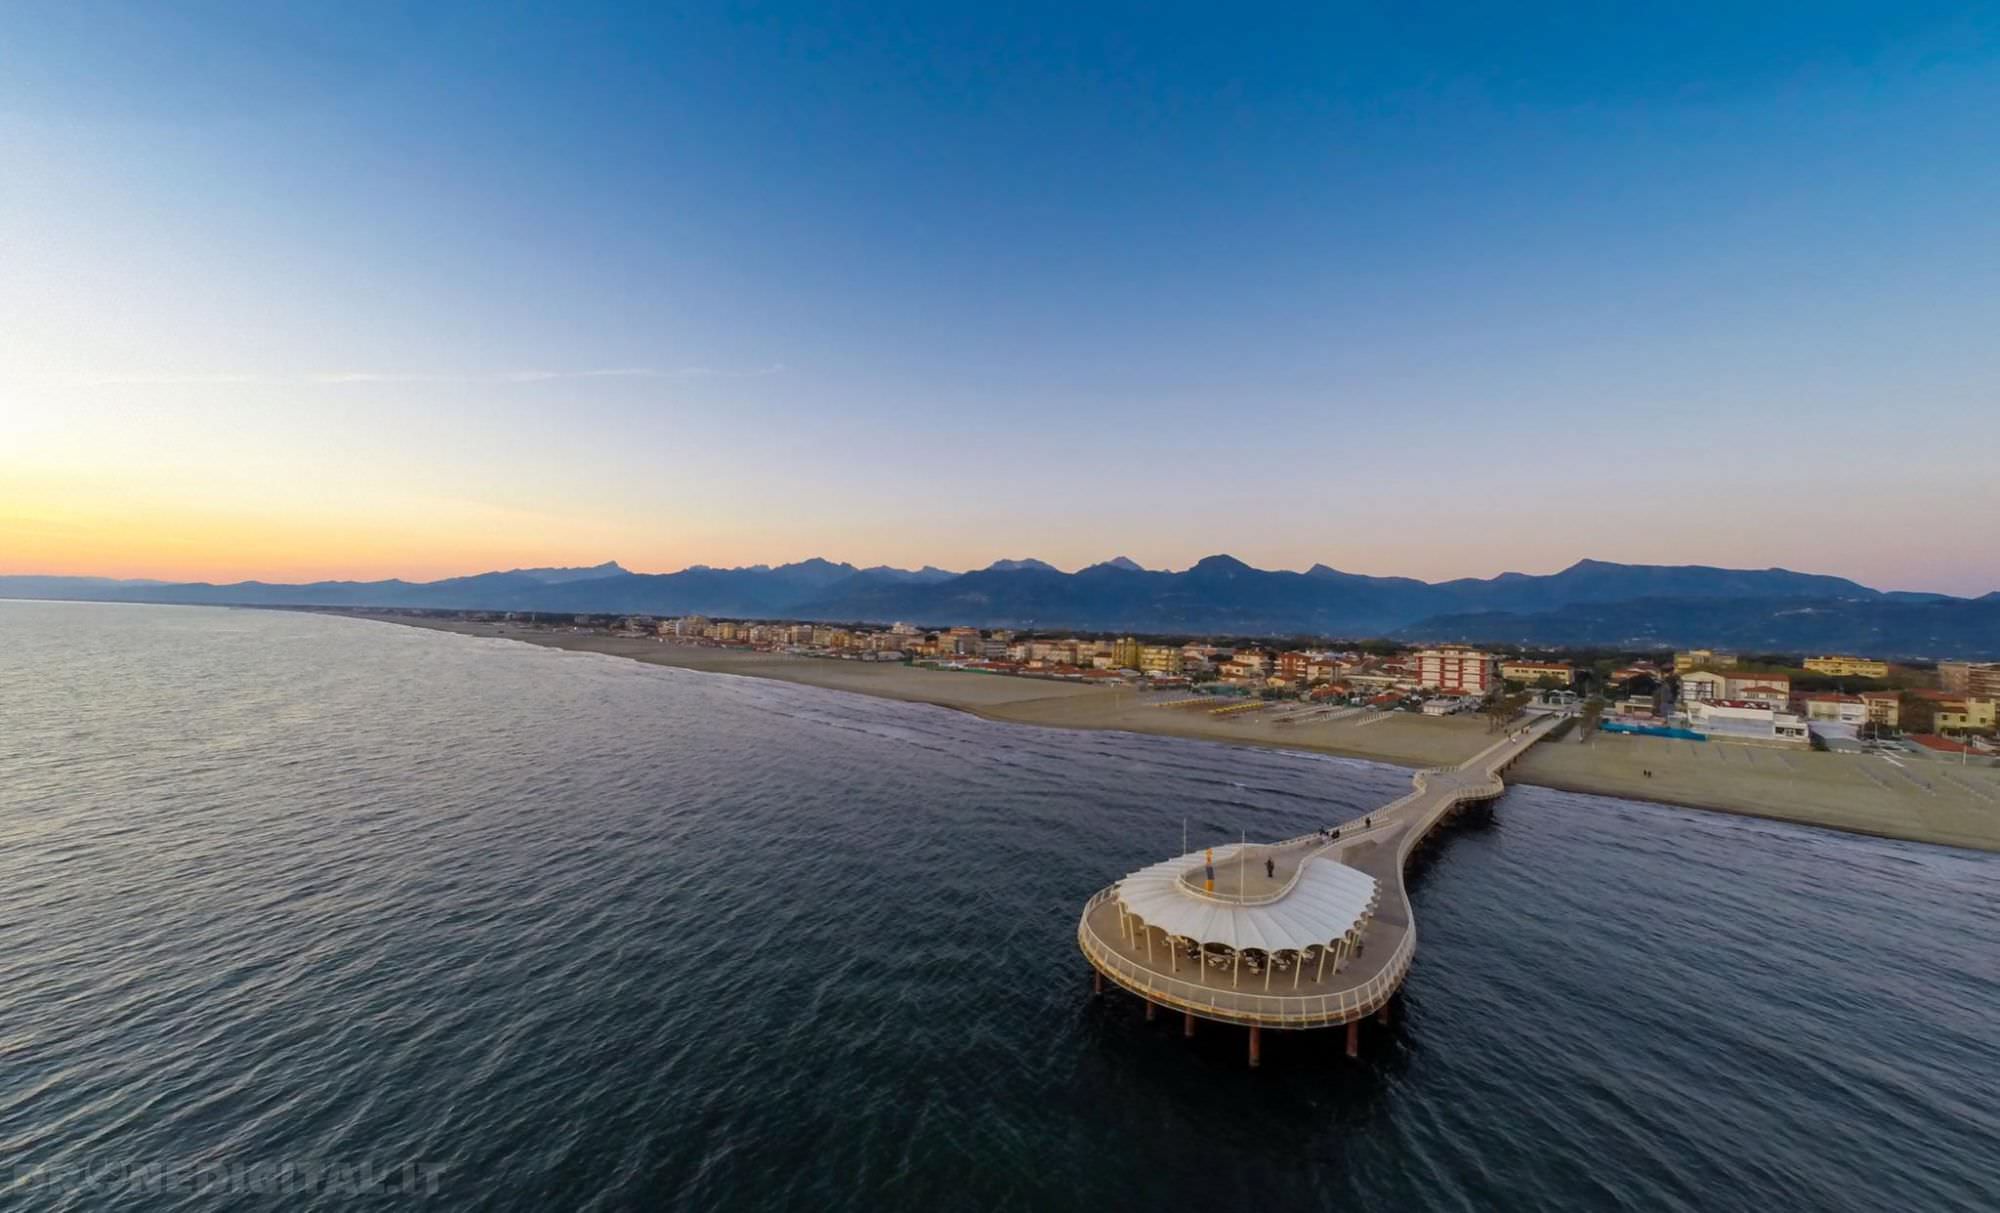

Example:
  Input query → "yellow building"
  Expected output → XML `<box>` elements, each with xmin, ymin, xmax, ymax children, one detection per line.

<box><xmin>1140</xmin><ymin>645</ymin><xmax>1184</xmax><ymax>676</ymax></box>
<box><xmin>1674</xmin><ymin>649</ymin><xmax>1737</xmax><ymax>673</ymax></box>
<box><xmin>1803</xmin><ymin>655</ymin><xmax>1889</xmax><ymax>679</ymax></box>
<box><xmin>1500</xmin><ymin>661</ymin><xmax>1575</xmax><ymax>687</ymax></box>
<box><xmin>1935</xmin><ymin>698</ymin><xmax>1997</xmax><ymax>733</ymax></box>
<box><xmin>1112</xmin><ymin>636</ymin><xmax>1143</xmax><ymax>670</ymax></box>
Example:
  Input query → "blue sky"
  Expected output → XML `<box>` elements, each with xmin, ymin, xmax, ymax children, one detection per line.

<box><xmin>3</xmin><ymin>2</ymin><xmax>1997</xmax><ymax>591</ymax></box>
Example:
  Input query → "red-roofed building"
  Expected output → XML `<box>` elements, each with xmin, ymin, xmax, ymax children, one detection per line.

<box><xmin>1910</xmin><ymin>733</ymin><xmax>1973</xmax><ymax>754</ymax></box>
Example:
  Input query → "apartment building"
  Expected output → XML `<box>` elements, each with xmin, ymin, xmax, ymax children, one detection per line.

<box><xmin>1859</xmin><ymin>691</ymin><xmax>1901</xmax><ymax>728</ymax></box>
<box><xmin>1939</xmin><ymin>662</ymin><xmax>2000</xmax><ymax>698</ymax></box>
<box><xmin>1803</xmin><ymin>655</ymin><xmax>1890</xmax><ymax>679</ymax></box>
<box><xmin>1675</xmin><ymin>649</ymin><xmax>1738</xmax><ymax>673</ymax></box>
<box><xmin>1112</xmin><ymin>636</ymin><xmax>1143</xmax><ymax>670</ymax></box>
<box><xmin>1934</xmin><ymin>698</ymin><xmax>1997</xmax><ymax>733</ymax></box>
<box><xmin>1681</xmin><ymin>670</ymin><xmax>1791</xmax><ymax>704</ymax></box>
<box><xmin>1227</xmin><ymin>650</ymin><xmax>1271</xmax><ymax>676</ymax></box>
<box><xmin>1413</xmin><ymin>647</ymin><xmax>1499</xmax><ymax>695</ymax></box>
<box><xmin>1795</xmin><ymin>693</ymin><xmax>1868</xmax><ymax>726</ymax></box>
<box><xmin>1499</xmin><ymin>660</ymin><xmax>1575</xmax><ymax>687</ymax></box>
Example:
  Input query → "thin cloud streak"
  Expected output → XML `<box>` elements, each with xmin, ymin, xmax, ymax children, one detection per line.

<box><xmin>39</xmin><ymin>365</ymin><xmax>787</xmax><ymax>387</ymax></box>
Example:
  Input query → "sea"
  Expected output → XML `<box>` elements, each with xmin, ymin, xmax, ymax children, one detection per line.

<box><xmin>1</xmin><ymin>600</ymin><xmax>1995</xmax><ymax>1211</ymax></box>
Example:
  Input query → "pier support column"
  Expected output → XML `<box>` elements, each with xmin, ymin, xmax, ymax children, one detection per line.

<box><xmin>1183</xmin><ymin>1011</ymin><xmax>1196</xmax><ymax>1039</ymax></box>
<box><xmin>1248</xmin><ymin>1026</ymin><xmax>1262</xmax><ymax>1069</ymax></box>
<box><xmin>1092</xmin><ymin>970</ymin><xmax>1102</xmax><ymax>997</ymax></box>
<box><xmin>1377</xmin><ymin>999</ymin><xmax>1391</xmax><ymax>1027</ymax></box>
<box><xmin>1345</xmin><ymin>1021</ymin><xmax>1360</xmax><ymax>1059</ymax></box>
<box><xmin>1144</xmin><ymin>1000</ymin><xmax>1156</xmax><ymax>1022</ymax></box>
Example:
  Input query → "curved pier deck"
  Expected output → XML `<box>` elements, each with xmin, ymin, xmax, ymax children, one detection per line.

<box><xmin>1078</xmin><ymin>713</ymin><xmax>1565</xmax><ymax>1052</ymax></box>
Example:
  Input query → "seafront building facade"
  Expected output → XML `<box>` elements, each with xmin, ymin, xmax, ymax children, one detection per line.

<box><xmin>1684</xmin><ymin>699</ymin><xmax>1811</xmax><ymax>746</ymax></box>
<box><xmin>1674</xmin><ymin>649</ymin><xmax>1738</xmax><ymax>673</ymax></box>
<box><xmin>1112</xmin><ymin>636</ymin><xmax>1143</xmax><ymax>670</ymax></box>
<box><xmin>1803</xmin><ymin>655</ymin><xmax>1890</xmax><ymax>679</ymax></box>
<box><xmin>1412</xmin><ymin>647</ymin><xmax>1499</xmax><ymax>695</ymax></box>
<box><xmin>1939</xmin><ymin>662</ymin><xmax>2000</xmax><ymax>698</ymax></box>
<box><xmin>1934</xmin><ymin>698</ymin><xmax>1997</xmax><ymax>733</ymax></box>
<box><xmin>1795</xmin><ymin>693</ymin><xmax>1869</xmax><ymax>726</ymax></box>
<box><xmin>1679</xmin><ymin>669</ymin><xmax>1791</xmax><ymax>705</ymax></box>
<box><xmin>1859</xmin><ymin>691</ymin><xmax>1901</xmax><ymax>727</ymax></box>
<box><xmin>1499</xmin><ymin>660</ymin><xmax>1575</xmax><ymax>687</ymax></box>
<box><xmin>570</xmin><ymin>609</ymin><xmax>1995</xmax><ymax>747</ymax></box>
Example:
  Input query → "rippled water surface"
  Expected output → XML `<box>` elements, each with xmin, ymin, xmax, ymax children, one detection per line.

<box><xmin>2</xmin><ymin>602</ymin><xmax>1996</xmax><ymax>1210</ymax></box>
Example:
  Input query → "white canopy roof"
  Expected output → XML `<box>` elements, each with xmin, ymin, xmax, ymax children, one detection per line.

<box><xmin>1115</xmin><ymin>848</ymin><xmax>1378</xmax><ymax>953</ymax></box>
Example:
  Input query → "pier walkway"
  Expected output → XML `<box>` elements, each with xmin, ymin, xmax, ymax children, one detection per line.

<box><xmin>1078</xmin><ymin>713</ymin><xmax>1566</xmax><ymax>1046</ymax></box>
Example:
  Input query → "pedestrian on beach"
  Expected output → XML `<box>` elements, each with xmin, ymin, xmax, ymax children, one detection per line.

<box><xmin>1265</xmin><ymin>857</ymin><xmax>1275</xmax><ymax>879</ymax></box>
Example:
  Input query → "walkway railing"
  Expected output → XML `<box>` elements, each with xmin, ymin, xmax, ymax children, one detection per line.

<box><xmin>1078</xmin><ymin>713</ymin><xmax>1564</xmax><ymax>1029</ymax></box>
<box><xmin>1077</xmin><ymin>886</ymin><xmax>1414</xmax><ymax>1027</ymax></box>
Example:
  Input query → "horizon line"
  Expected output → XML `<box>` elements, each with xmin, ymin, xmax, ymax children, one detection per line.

<box><xmin>3</xmin><ymin>554</ymin><xmax>1988</xmax><ymax>598</ymax></box>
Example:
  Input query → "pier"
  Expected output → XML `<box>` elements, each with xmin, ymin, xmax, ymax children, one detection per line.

<box><xmin>1077</xmin><ymin>712</ymin><xmax>1565</xmax><ymax>1064</ymax></box>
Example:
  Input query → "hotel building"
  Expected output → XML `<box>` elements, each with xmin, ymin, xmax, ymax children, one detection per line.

<box><xmin>1803</xmin><ymin>655</ymin><xmax>1890</xmax><ymax>679</ymax></box>
<box><xmin>1680</xmin><ymin>670</ymin><xmax>1791</xmax><ymax>705</ymax></box>
<box><xmin>1939</xmin><ymin>662</ymin><xmax>2000</xmax><ymax>698</ymax></box>
<box><xmin>1413</xmin><ymin>647</ymin><xmax>1499</xmax><ymax>695</ymax></box>
<box><xmin>1499</xmin><ymin>660</ymin><xmax>1575</xmax><ymax>687</ymax></box>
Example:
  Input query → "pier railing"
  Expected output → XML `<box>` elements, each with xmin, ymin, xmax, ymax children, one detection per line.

<box><xmin>1076</xmin><ymin>715</ymin><xmax>1562</xmax><ymax>1030</ymax></box>
<box><xmin>1077</xmin><ymin>886</ymin><xmax>1415</xmax><ymax>1028</ymax></box>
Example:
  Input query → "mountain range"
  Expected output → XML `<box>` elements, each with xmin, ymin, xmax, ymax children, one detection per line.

<box><xmin>4</xmin><ymin>557</ymin><xmax>1997</xmax><ymax>658</ymax></box>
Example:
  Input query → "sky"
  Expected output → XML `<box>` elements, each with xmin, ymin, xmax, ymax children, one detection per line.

<box><xmin>3</xmin><ymin>2</ymin><xmax>1997</xmax><ymax>594</ymax></box>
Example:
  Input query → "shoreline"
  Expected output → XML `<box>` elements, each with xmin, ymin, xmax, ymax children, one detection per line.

<box><xmin>335</xmin><ymin>612</ymin><xmax>2000</xmax><ymax>855</ymax></box>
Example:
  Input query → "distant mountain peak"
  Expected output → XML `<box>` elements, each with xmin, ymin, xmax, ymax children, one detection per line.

<box><xmin>507</xmin><ymin>561</ymin><xmax>630</xmax><ymax>584</ymax></box>
<box><xmin>857</xmin><ymin>564</ymin><xmax>958</xmax><ymax>584</ymax></box>
<box><xmin>1084</xmin><ymin>556</ymin><xmax>1147</xmax><ymax>573</ymax></box>
<box><xmin>984</xmin><ymin>557</ymin><xmax>1059</xmax><ymax>573</ymax></box>
<box><xmin>1188</xmin><ymin>554</ymin><xmax>1251</xmax><ymax>575</ymax></box>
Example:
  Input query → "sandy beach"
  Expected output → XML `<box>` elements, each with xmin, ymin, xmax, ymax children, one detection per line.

<box><xmin>349</xmin><ymin>615</ymin><xmax>2000</xmax><ymax>854</ymax></box>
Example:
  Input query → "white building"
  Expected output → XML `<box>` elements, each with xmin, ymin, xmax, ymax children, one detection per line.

<box><xmin>1680</xmin><ymin>670</ymin><xmax>1791</xmax><ymax>704</ymax></box>
<box><xmin>1684</xmin><ymin>699</ymin><xmax>1810</xmax><ymax>746</ymax></box>
<box><xmin>1796</xmin><ymin>694</ymin><xmax>1869</xmax><ymax>726</ymax></box>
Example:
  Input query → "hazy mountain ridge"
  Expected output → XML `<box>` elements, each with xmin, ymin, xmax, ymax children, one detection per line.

<box><xmin>6</xmin><ymin>557</ymin><xmax>1995</xmax><ymax>656</ymax></box>
<box><xmin>1395</xmin><ymin>595</ymin><xmax>2000</xmax><ymax>659</ymax></box>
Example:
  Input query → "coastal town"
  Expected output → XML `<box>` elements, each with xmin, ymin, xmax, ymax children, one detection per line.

<box><xmin>406</xmin><ymin>609</ymin><xmax>2000</xmax><ymax>761</ymax></box>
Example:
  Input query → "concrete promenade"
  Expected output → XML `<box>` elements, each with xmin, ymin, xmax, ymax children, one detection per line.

<box><xmin>1078</xmin><ymin>713</ymin><xmax>1566</xmax><ymax>1057</ymax></box>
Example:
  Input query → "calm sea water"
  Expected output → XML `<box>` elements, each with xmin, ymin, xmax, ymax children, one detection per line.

<box><xmin>1</xmin><ymin>601</ymin><xmax>1995</xmax><ymax>1211</ymax></box>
